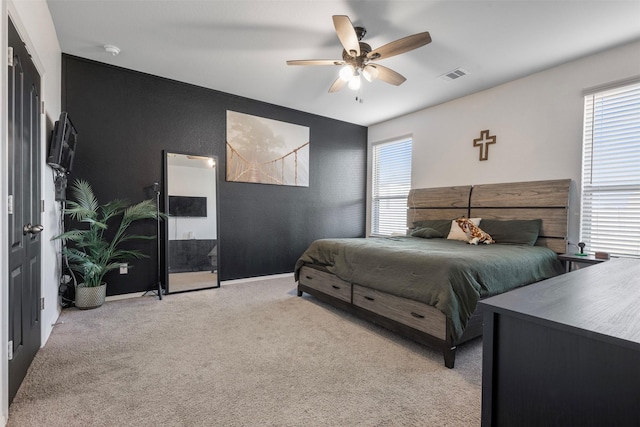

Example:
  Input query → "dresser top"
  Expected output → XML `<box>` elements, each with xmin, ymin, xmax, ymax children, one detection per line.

<box><xmin>480</xmin><ymin>258</ymin><xmax>640</xmax><ymax>347</ymax></box>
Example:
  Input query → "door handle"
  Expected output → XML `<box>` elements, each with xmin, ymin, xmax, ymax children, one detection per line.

<box><xmin>23</xmin><ymin>223</ymin><xmax>44</xmax><ymax>236</ymax></box>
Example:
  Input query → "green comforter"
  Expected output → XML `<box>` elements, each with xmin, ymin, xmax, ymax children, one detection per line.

<box><xmin>294</xmin><ymin>236</ymin><xmax>564</xmax><ymax>341</ymax></box>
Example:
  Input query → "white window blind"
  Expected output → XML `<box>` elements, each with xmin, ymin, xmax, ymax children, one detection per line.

<box><xmin>581</xmin><ymin>80</ymin><xmax>640</xmax><ymax>258</ymax></box>
<box><xmin>371</xmin><ymin>138</ymin><xmax>412</xmax><ymax>236</ymax></box>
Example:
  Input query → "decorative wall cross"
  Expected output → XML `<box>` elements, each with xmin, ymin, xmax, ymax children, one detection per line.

<box><xmin>473</xmin><ymin>129</ymin><xmax>497</xmax><ymax>161</ymax></box>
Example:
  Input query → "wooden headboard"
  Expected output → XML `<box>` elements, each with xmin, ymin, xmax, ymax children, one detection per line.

<box><xmin>407</xmin><ymin>179</ymin><xmax>571</xmax><ymax>253</ymax></box>
<box><xmin>407</xmin><ymin>185</ymin><xmax>471</xmax><ymax>225</ymax></box>
<box><xmin>469</xmin><ymin>179</ymin><xmax>571</xmax><ymax>253</ymax></box>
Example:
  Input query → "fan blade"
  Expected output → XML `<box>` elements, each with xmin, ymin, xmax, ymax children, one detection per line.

<box><xmin>332</xmin><ymin>15</ymin><xmax>360</xmax><ymax>57</ymax></box>
<box><xmin>287</xmin><ymin>59</ymin><xmax>345</xmax><ymax>66</ymax></box>
<box><xmin>368</xmin><ymin>32</ymin><xmax>431</xmax><ymax>61</ymax></box>
<box><xmin>372</xmin><ymin>64</ymin><xmax>406</xmax><ymax>86</ymax></box>
<box><xmin>328</xmin><ymin>77</ymin><xmax>347</xmax><ymax>93</ymax></box>
<box><xmin>362</xmin><ymin>64</ymin><xmax>379</xmax><ymax>82</ymax></box>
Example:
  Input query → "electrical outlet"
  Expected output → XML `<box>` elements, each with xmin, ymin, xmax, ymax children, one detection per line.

<box><xmin>119</xmin><ymin>263</ymin><xmax>128</xmax><ymax>274</ymax></box>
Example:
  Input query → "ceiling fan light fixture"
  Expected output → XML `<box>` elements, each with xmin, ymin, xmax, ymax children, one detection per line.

<box><xmin>287</xmin><ymin>15</ymin><xmax>431</xmax><ymax>93</ymax></box>
<box><xmin>362</xmin><ymin>65</ymin><xmax>379</xmax><ymax>82</ymax></box>
<box><xmin>339</xmin><ymin>65</ymin><xmax>354</xmax><ymax>82</ymax></box>
<box><xmin>348</xmin><ymin>74</ymin><xmax>361</xmax><ymax>90</ymax></box>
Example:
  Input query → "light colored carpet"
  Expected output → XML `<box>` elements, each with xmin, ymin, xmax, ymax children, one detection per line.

<box><xmin>8</xmin><ymin>276</ymin><xmax>482</xmax><ymax>426</ymax></box>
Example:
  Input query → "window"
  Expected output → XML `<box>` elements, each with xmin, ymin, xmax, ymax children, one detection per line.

<box><xmin>371</xmin><ymin>137</ymin><xmax>412</xmax><ymax>236</ymax></box>
<box><xmin>581</xmin><ymin>80</ymin><xmax>640</xmax><ymax>258</ymax></box>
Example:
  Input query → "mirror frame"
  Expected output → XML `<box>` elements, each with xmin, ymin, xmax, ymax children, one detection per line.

<box><xmin>163</xmin><ymin>150</ymin><xmax>220</xmax><ymax>293</ymax></box>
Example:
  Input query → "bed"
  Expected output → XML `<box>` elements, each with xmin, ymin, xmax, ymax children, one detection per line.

<box><xmin>295</xmin><ymin>179</ymin><xmax>571</xmax><ymax>368</ymax></box>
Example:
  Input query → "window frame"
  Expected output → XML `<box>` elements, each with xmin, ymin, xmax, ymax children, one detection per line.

<box><xmin>370</xmin><ymin>136</ymin><xmax>413</xmax><ymax>237</ymax></box>
<box><xmin>580</xmin><ymin>78</ymin><xmax>640</xmax><ymax>258</ymax></box>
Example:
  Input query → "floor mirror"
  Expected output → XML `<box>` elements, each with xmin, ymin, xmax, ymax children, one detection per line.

<box><xmin>164</xmin><ymin>151</ymin><xmax>220</xmax><ymax>293</ymax></box>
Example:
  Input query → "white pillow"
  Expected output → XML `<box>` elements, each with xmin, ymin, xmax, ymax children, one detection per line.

<box><xmin>447</xmin><ymin>218</ymin><xmax>481</xmax><ymax>242</ymax></box>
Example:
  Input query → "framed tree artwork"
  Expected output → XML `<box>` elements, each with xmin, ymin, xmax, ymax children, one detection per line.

<box><xmin>226</xmin><ymin>111</ymin><xmax>310</xmax><ymax>187</ymax></box>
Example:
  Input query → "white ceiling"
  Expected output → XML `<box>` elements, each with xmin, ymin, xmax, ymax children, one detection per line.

<box><xmin>46</xmin><ymin>0</ymin><xmax>640</xmax><ymax>127</ymax></box>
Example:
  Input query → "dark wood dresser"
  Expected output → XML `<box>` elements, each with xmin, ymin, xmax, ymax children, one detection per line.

<box><xmin>479</xmin><ymin>258</ymin><xmax>640</xmax><ymax>427</ymax></box>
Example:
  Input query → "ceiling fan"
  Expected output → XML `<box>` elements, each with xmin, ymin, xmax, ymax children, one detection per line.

<box><xmin>287</xmin><ymin>15</ymin><xmax>432</xmax><ymax>93</ymax></box>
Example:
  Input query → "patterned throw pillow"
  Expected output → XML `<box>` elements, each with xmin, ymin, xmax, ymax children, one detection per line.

<box><xmin>456</xmin><ymin>218</ymin><xmax>495</xmax><ymax>245</ymax></box>
<box><xmin>447</xmin><ymin>217</ymin><xmax>482</xmax><ymax>242</ymax></box>
<box><xmin>449</xmin><ymin>218</ymin><xmax>495</xmax><ymax>245</ymax></box>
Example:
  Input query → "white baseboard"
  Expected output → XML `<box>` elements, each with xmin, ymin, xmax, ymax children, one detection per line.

<box><xmin>105</xmin><ymin>292</ymin><xmax>147</xmax><ymax>302</ymax></box>
<box><xmin>104</xmin><ymin>272</ymin><xmax>296</xmax><ymax>300</ymax></box>
<box><xmin>221</xmin><ymin>272</ymin><xmax>294</xmax><ymax>286</ymax></box>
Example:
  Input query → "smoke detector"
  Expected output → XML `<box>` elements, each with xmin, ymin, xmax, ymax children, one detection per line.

<box><xmin>104</xmin><ymin>45</ymin><xmax>120</xmax><ymax>56</ymax></box>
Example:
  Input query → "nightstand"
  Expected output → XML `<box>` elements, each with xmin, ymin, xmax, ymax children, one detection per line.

<box><xmin>558</xmin><ymin>253</ymin><xmax>608</xmax><ymax>273</ymax></box>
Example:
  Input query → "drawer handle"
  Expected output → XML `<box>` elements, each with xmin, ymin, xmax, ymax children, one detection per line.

<box><xmin>305</xmin><ymin>276</ymin><xmax>313</xmax><ymax>280</ymax></box>
<box><xmin>364</xmin><ymin>296</ymin><xmax>375</xmax><ymax>301</ymax></box>
<box><xmin>331</xmin><ymin>285</ymin><xmax>340</xmax><ymax>289</ymax></box>
<box><xmin>410</xmin><ymin>311</ymin><xmax>425</xmax><ymax>319</ymax></box>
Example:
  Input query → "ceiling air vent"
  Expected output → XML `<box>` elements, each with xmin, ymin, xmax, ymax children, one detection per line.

<box><xmin>440</xmin><ymin>67</ymin><xmax>468</xmax><ymax>81</ymax></box>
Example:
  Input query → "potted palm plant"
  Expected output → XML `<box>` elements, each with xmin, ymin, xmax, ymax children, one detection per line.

<box><xmin>53</xmin><ymin>179</ymin><xmax>163</xmax><ymax>309</ymax></box>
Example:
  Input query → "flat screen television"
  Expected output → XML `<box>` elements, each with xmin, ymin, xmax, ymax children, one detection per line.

<box><xmin>47</xmin><ymin>112</ymin><xmax>77</xmax><ymax>173</ymax></box>
<box><xmin>168</xmin><ymin>196</ymin><xmax>207</xmax><ymax>217</ymax></box>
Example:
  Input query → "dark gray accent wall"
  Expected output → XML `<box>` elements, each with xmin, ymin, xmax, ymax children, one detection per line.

<box><xmin>61</xmin><ymin>55</ymin><xmax>367</xmax><ymax>295</ymax></box>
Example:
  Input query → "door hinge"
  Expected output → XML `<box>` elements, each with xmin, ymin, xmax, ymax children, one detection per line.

<box><xmin>41</xmin><ymin>100</ymin><xmax>45</xmax><ymax>115</ymax></box>
<box><xmin>8</xmin><ymin>47</ymin><xmax>14</xmax><ymax>67</ymax></box>
<box><xmin>41</xmin><ymin>199</ymin><xmax>45</xmax><ymax>212</ymax></box>
<box><xmin>8</xmin><ymin>195</ymin><xmax>14</xmax><ymax>215</ymax></box>
<box><xmin>40</xmin><ymin>297</ymin><xmax>45</xmax><ymax>311</ymax></box>
<box><xmin>8</xmin><ymin>341</ymin><xmax>13</xmax><ymax>361</ymax></box>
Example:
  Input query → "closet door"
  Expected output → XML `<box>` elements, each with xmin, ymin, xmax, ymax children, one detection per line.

<box><xmin>8</xmin><ymin>17</ymin><xmax>42</xmax><ymax>404</ymax></box>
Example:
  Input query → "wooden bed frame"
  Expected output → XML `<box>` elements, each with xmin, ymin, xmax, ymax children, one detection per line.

<box><xmin>297</xmin><ymin>179</ymin><xmax>571</xmax><ymax>368</ymax></box>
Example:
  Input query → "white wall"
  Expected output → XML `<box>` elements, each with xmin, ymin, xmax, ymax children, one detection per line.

<box><xmin>1</xmin><ymin>1</ymin><xmax>61</xmax><ymax>422</ymax></box>
<box><xmin>368</xmin><ymin>40</ymin><xmax>640</xmax><ymax>246</ymax></box>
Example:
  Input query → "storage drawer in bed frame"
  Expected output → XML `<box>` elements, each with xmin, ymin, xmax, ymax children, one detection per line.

<box><xmin>298</xmin><ymin>266</ymin><xmax>483</xmax><ymax>369</ymax></box>
<box><xmin>352</xmin><ymin>284</ymin><xmax>447</xmax><ymax>340</ymax></box>
<box><xmin>298</xmin><ymin>266</ymin><xmax>352</xmax><ymax>303</ymax></box>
